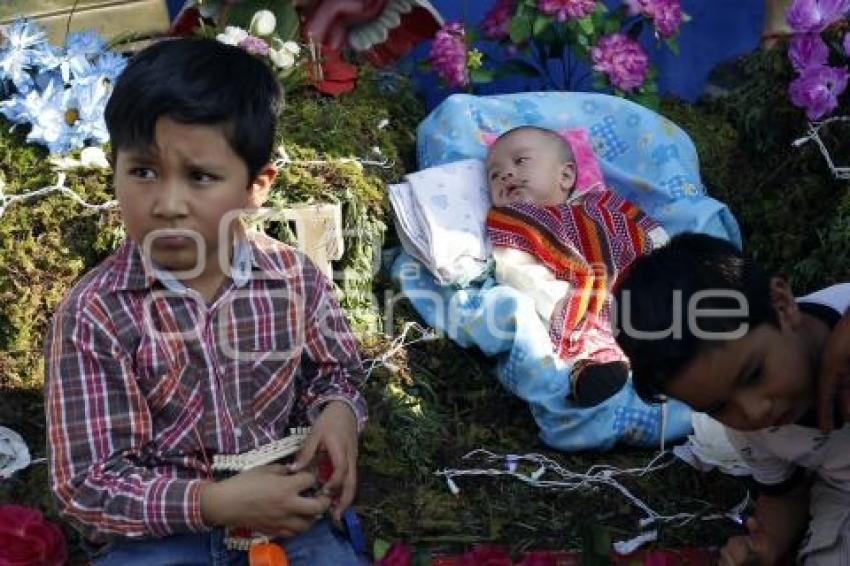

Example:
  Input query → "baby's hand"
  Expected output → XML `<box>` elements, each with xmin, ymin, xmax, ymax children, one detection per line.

<box><xmin>289</xmin><ymin>401</ymin><xmax>359</xmax><ymax>520</ymax></box>
<box><xmin>718</xmin><ymin>518</ymin><xmax>780</xmax><ymax>566</ymax></box>
<box><xmin>817</xmin><ymin>311</ymin><xmax>850</xmax><ymax>432</ymax></box>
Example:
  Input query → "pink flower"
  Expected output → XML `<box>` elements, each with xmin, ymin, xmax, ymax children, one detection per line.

<box><xmin>625</xmin><ymin>0</ymin><xmax>683</xmax><ymax>38</ymax></box>
<box><xmin>429</xmin><ymin>22</ymin><xmax>470</xmax><ymax>88</ymax></box>
<box><xmin>590</xmin><ymin>33</ymin><xmax>649</xmax><ymax>92</ymax></box>
<box><xmin>538</xmin><ymin>0</ymin><xmax>596</xmax><ymax>22</ymax></box>
<box><xmin>482</xmin><ymin>0</ymin><xmax>517</xmax><ymax>40</ymax></box>
<box><xmin>789</xmin><ymin>64</ymin><xmax>850</xmax><ymax>119</ymax></box>
<box><xmin>238</xmin><ymin>35</ymin><xmax>270</xmax><ymax>56</ymax></box>
<box><xmin>788</xmin><ymin>33</ymin><xmax>829</xmax><ymax>71</ymax></box>
<box><xmin>0</xmin><ymin>505</ymin><xmax>67</xmax><ymax>566</ymax></box>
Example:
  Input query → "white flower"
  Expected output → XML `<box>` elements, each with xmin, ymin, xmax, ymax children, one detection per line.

<box><xmin>250</xmin><ymin>10</ymin><xmax>277</xmax><ymax>37</ymax></box>
<box><xmin>216</xmin><ymin>26</ymin><xmax>249</xmax><ymax>47</ymax></box>
<box><xmin>80</xmin><ymin>146</ymin><xmax>109</xmax><ymax>168</ymax></box>
<box><xmin>269</xmin><ymin>39</ymin><xmax>301</xmax><ymax>70</ymax></box>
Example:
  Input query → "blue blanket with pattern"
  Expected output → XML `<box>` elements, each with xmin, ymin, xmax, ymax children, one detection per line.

<box><xmin>392</xmin><ymin>92</ymin><xmax>741</xmax><ymax>451</ymax></box>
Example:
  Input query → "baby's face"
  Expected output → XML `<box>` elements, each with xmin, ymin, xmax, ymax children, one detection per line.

<box><xmin>486</xmin><ymin>130</ymin><xmax>576</xmax><ymax>207</ymax></box>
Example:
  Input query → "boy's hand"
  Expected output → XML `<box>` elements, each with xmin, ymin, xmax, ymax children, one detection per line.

<box><xmin>718</xmin><ymin>518</ymin><xmax>780</xmax><ymax>566</ymax></box>
<box><xmin>289</xmin><ymin>401</ymin><xmax>359</xmax><ymax>521</ymax></box>
<box><xmin>200</xmin><ymin>465</ymin><xmax>330</xmax><ymax>537</ymax></box>
<box><xmin>817</xmin><ymin>311</ymin><xmax>850</xmax><ymax>432</ymax></box>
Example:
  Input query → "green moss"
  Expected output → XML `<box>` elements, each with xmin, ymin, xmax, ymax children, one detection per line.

<box><xmin>661</xmin><ymin>47</ymin><xmax>850</xmax><ymax>293</ymax></box>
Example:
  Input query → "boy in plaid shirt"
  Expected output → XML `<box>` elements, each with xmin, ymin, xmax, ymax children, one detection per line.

<box><xmin>45</xmin><ymin>38</ymin><xmax>367</xmax><ymax>565</ymax></box>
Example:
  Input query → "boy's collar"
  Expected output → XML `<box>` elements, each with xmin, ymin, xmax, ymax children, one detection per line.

<box><xmin>793</xmin><ymin>301</ymin><xmax>844</xmax><ymax>429</ymax></box>
<box><xmin>115</xmin><ymin>235</ymin><xmax>256</xmax><ymax>292</ymax></box>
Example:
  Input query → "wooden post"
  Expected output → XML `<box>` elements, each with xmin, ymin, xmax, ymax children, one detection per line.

<box><xmin>278</xmin><ymin>203</ymin><xmax>344</xmax><ymax>279</ymax></box>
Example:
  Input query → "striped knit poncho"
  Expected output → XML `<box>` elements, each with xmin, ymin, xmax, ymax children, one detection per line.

<box><xmin>486</xmin><ymin>189</ymin><xmax>659</xmax><ymax>363</ymax></box>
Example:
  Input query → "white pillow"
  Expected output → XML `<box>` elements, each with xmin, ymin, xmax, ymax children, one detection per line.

<box><xmin>388</xmin><ymin>159</ymin><xmax>492</xmax><ymax>286</ymax></box>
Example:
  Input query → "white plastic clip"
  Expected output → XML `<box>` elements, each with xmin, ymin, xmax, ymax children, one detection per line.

<box><xmin>530</xmin><ymin>465</ymin><xmax>546</xmax><ymax>481</ymax></box>
<box><xmin>446</xmin><ymin>476</ymin><xmax>461</xmax><ymax>496</ymax></box>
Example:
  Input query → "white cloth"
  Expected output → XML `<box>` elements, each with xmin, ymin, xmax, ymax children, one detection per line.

<box><xmin>388</xmin><ymin>159</ymin><xmax>491</xmax><ymax>286</ymax></box>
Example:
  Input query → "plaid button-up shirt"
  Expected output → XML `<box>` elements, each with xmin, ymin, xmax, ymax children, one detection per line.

<box><xmin>45</xmin><ymin>231</ymin><xmax>367</xmax><ymax>543</ymax></box>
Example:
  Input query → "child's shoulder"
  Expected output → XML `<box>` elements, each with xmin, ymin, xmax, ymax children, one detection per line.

<box><xmin>55</xmin><ymin>239</ymin><xmax>136</xmax><ymax>318</ymax></box>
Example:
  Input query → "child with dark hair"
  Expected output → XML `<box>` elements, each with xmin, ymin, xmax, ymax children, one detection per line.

<box><xmin>45</xmin><ymin>38</ymin><xmax>367</xmax><ymax>565</ymax></box>
<box><xmin>613</xmin><ymin>232</ymin><xmax>850</xmax><ymax>565</ymax></box>
<box><xmin>485</xmin><ymin>125</ymin><xmax>667</xmax><ymax>407</ymax></box>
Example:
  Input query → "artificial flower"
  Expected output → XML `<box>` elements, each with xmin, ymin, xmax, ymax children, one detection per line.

<box><xmin>0</xmin><ymin>504</ymin><xmax>67</xmax><ymax>566</ymax></box>
<box><xmin>786</xmin><ymin>0</ymin><xmax>850</xmax><ymax>32</ymax></box>
<box><xmin>789</xmin><ymin>63</ymin><xmax>850</xmax><ymax>119</ymax></box>
<box><xmin>625</xmin><ymin>0</ymin><xmax>683</xmax><ymax>38</ymax></box>
<box><xmin>268</xmin><ymin>39</ymin><xmax>301</xmax><ymax>70</ymax></box>
<box><xmin>429</xmin><ymin>22</ymin><xmax>469</xmax><ymax>88</ymax></box>
<box><xmin>538</xmin><ymin>0</ymin><xmax>597</xmax><ymax>22</ymax></box>
<box><xmin>481</xmin><ymin>0</ymin><xmax>517</xmax><ymax>40</ymax></box>
<box><xmin>374</xmin><ymin>542</ymin><xmax>412</xmax><ymax>566</ymax></box>
<box><xmin>788</xmin><ymin>33</ymin><xmax>830</xmax><ymax>71</ymax></box>
<box><xmin>590</xmin><ymin>33</ymin><xmax>649</xmax><ymax>92</ymax></box>
<box><xmin>239</xmin><ymin>35</ymin><xmax>270</xmax><ymax>56</ymax></box>
<box><xmin>250</xmin><ymin>10</ymin><xmax>277</xmax><ymax>37</ymax></box>
<box><xmin>216</xmin><ymin>25</ymin><xmax>249</xmax><ymax>46</ymax></box>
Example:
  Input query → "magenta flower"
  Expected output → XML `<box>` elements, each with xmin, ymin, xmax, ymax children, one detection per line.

<box><xmin>538</xmin><ymin>0</ymin><xmax>597</xmax><ymax>22</ymax></box>
<box><xmin>590</xmin><ymin>33</ymin><xmax>649</xmax><ymax>92</ymax></box>
<box><xmin>238</xmin><ymin>35</ymin><xmax>269</xmax><ymax>56</ymax></box>
<box><xmin>788</xmin><ymin>33</ymin><xmax>829</xmax><ymax>71</ymax></box>
<box><xmin>481</xmin><ymin>0</ymin><xmax>517</xmax><ymax>40</ymax></box>
<box><xmin>786</xmin><ymin>0</ymin><xmax>850</xmax><ymax>32</ymax></box>
<box><xmin>624</xmin><ymin>0</ymin><xmax>683</xmax><ymax>38</ymax></box>
<box><xmin>789</xmin><ymin>64</ymin><xmax>850</xmax><ymax>119</ymax></box>
<box><xmin>429</xmin><ymin>22</ymin><xmax>470</xmax><ymax>88</ymax></box>
<box><xmin>650</xmin><ymin>0</ymin><xmax>683</xmax><ymax>38</ymax></box>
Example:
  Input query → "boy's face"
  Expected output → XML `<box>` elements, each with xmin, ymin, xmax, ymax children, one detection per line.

<box><xmin>665</xmin><ymin>279</ymin><xmax>828</xmax><ymax>431</ymax></box>
<box><xmin>486</xmin><ymin>130</ymin><xmax>576</xmax><ymax>207</ymax></box>
<box><xmin>115</xmin><ymin>117</ymin><xmax>274</xmax><ymax>285</ymax></box>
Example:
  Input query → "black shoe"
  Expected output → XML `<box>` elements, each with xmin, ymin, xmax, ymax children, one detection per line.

<box><xmin>572</xmin><ymin>361</ymin><xmax>629</xmax><ymax>408</ymax></box>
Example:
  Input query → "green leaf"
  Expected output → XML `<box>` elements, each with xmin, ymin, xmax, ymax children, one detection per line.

<box><xmin>495</xmin><ymin>59</ymin><xmax>541</xmax><ymax>78</ymax></box>
<box><xmin>632</xmin><ymin>91</ymin><xmax>661</xmax><ymax>110</ymax></box>
<box><xmin>603</xmin><ymin>17</ymin><xmax>620</xmax><ymax>35</ymax></box>
<box><xmin>532</xmin><ymin>14</ymin><xmax>553</xmax><ymax>36</ymax></box>
<box><xmin>372</xmin><ymin>539</ymin><xmax>391</xmax><ymax>561</ymax></box>
<box><xmin>466</xmin><ymin>27</ymin><xmax>480</xmax><ymax>44</ymax></box>
<box><xmin>470</xmin><ymin>68</ymin><xmax>495</xmax><ymax>83</ymax></box>
<box><xmin>509</xmin><ymin>16</ymin><xmax>533</xmax><ymax>44</ymax></box>
<box><xmin>593</xmin><ymin>76</ymin><xmax>608</xmax><ymax>90</ymax></box>
<box><xmin>665</xmin><ymin>36</ymin><xmax>680</xmax><ymax>56</ymax></box>
<box><xmin>577</xmin><ymin>15</ymin><xmax>594</xmax><ymax>36</ymax></box>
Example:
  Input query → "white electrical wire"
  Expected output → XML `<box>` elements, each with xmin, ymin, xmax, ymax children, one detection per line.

<box><xmin>0</xmin><ymin>173</ymin><xmax>118</xmax><ymax>219</ymax></box>
<box><xmin>792</xmin><ymin>116</ymin><xmax>850</xmax><ymax>180</ymax></box>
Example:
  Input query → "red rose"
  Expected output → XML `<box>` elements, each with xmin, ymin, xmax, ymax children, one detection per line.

<box><xmin>0</xmin><ymin>505</ymin><xmax>67</xmax><ymax>566</ymax></box>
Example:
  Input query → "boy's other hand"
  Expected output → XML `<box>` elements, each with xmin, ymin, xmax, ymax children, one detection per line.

<box><xmin>718</xmin><ymin>518</ymin><xmax>779</xmax><ymax>566</ymax></box>
<box><xmin>289</xmin><ymin>401</ymin><xmax>359</xmax><ymax>521</ymax></box>
<box><xmin>200</xmin><ymin>465</ymin><xmax>330</xmax><ymax>537</ymax></box>
<box><xmin>817</xmin><ymin>311</ymin><xmax>850</xmax><ymax>432</ymax></box>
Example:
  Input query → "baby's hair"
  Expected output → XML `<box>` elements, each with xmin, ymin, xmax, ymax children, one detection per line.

<box><xmin>493</xmin><ymin>125</ymin><xmax>575</xmax><ymax>164</ymax></box>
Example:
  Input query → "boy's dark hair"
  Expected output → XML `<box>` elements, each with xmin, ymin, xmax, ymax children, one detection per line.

<box><xmin>496</xmin><ymin>125</ymin><xmax>575</xmax><ymax>164</ymax></box>
<box><xmin>105</xmin><ymin>37</ymin><xmax>282</xmax><ymax>180</ymax></box>
<box><xmin>613</xmin><ymin>232</ymin><xmax>777</xmax><ymax>403</ymax></box>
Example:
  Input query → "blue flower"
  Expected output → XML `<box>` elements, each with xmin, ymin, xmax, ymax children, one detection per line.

<box><xmin>0</xmin><ymin>19</ymin><xmax>48</xmax><ymax>93</ymax></box>
<box><xmin>64</xmin><ymin>30</ymin><xmax>106</xmax><ymax>58</ymax></box>
<box><xmin>90</xmin><ymin>51</ymin><xmax>127</xmax><ymax>82</ymax></box>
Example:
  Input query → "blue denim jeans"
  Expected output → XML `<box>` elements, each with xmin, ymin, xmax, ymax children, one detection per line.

<box><xmin>91</xmin><ymin>519</ymin><xmax>367</xmax><ymax>566</ymax></box>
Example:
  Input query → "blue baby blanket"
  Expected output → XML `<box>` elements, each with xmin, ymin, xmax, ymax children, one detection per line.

<box><xmin>392</xmin><ymin>92</ymin><xmax>741</xmax><ymax>451</ymax></box>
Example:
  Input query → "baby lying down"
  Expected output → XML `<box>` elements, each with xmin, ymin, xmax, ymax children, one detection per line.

<box><xmin>485</xmin><ymin>125</ymin><xmax>667</xmax><ymax>407</ymax></box>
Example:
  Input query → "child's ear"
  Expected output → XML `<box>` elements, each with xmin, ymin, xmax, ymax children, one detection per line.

<box><xmin>246</xmin><ymin>163</ymin><xmax>278</xmax><ymax>209</ymax></box>
<box><xmin>559</xmin><ymin>162</ymin><xmax>577</xmax><ymax>194</ymax></box>
<box><xmin>769</xmin><ymin>276</ymin><xmax>801</xmax><ymax>330</ymax></box>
